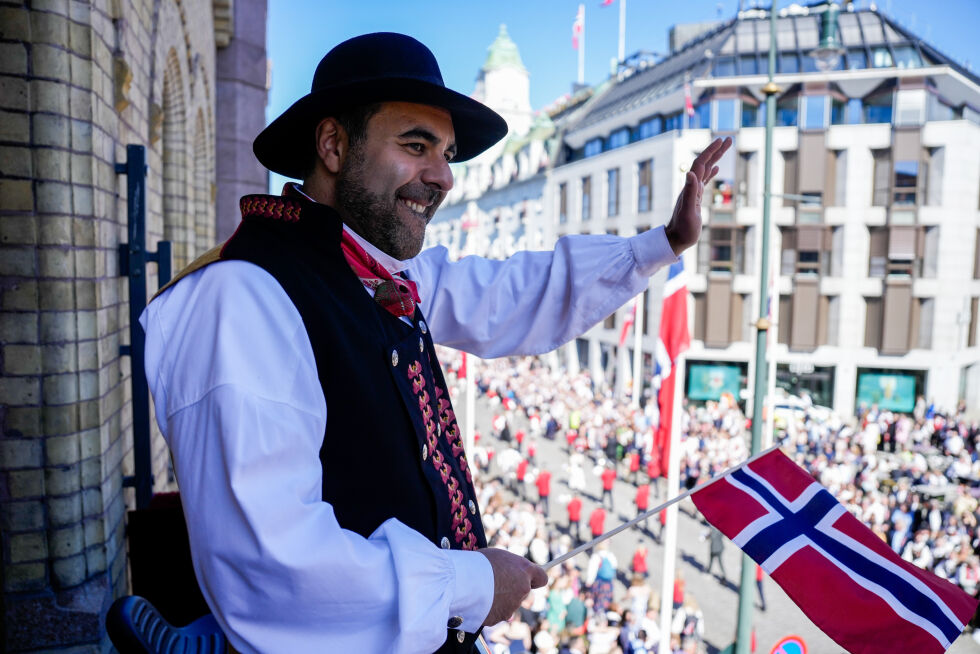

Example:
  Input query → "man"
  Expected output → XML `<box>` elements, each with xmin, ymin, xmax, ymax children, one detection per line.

<box><xmin>601</xmin><ymin>463</ymin><xmax>617</xmax><ymax>512</ymax></box>
<box><xmin>535</xmin><ymin>467</ymin><xmax>552</xmax><ymax>517</ymax></box>
<box><xmin>566</xmin><ymin>494</ymin><xmax>583</xmax><ymax>544</ymax></box>
<box><xmin>704</xmin><ymin>526</ymin><xmax>727</xmax><ymax>582</ymax></box>
<box><xmin>141</xmin><ymin>31</ymin><xmax>729</xmax><ymax>654</ymax></box>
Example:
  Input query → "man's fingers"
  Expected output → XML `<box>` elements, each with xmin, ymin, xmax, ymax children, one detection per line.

<box><xmin>528</xmin><ymin>564</ymin><xmax>548</xmax><ymax>589</ymax></box>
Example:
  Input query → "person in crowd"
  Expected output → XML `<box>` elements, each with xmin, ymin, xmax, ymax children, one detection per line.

<box><xmin>601</xmin><ymin>464</ymin><xmax>617</xmax><ymax>512</ymax></box>
<box><xmin>536</xmin><ymin>467</ymin><xmax>553</xmax><ymax>518</ymax></box>
<box><xmin>567</xmin><ymin>494</ymin><xmax>583</xmax><ymax>544</ymax></box>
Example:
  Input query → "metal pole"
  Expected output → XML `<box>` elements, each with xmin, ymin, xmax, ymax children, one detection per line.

<box><xmin>735</xmin><ymin>2</ymin><xmax>779</xmax><ymax>652</ymax></box>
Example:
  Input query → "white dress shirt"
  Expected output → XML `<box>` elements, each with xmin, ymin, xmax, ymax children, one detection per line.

<box><xmin>140</xmin><ymin>220</ymin><xmax>676</xmax><ymax>653</ymax></box>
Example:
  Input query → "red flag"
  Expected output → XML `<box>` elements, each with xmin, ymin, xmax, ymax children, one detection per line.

<box><xmin>654</xmin><ymin>261</ymin><xmax>689</xmax><ymax>466</ymax></box>
<box><xmin>618</xmin><ymin>297</ymin><xmax>636</xmax><ymax>347</ymax></box>
<box><xmin>459</xmin><ymin>351</ymin><xmax>467</xmax><ymax>379</ymax></box>
<box><xmin>600</xmin><ymin>0</ymin><xmax>615</xmax><ymax>5</ymax></box>
<box><xmin>572</xmin><ymin>5</ymin><xmax>584</xmax><ymax>49</ymax></box>
<box><xmin>684</xmin><ymin>79</ymin><xmax>695</xmax><ymax>118</ymax></box>
<box><xmin>692</xmin><ymin>450</ymin><xmax>979</xmax><ymax>654</ymax></box>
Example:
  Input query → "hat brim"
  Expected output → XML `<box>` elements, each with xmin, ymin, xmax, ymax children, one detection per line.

<box><xmin>254</xmin><ymin>78</ymin><xmax>508</xmax><ymax>179</ymax></box>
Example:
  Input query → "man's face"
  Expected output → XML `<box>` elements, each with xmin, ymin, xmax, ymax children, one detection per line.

<box><xmin>335</xmin><ymin>102</ymin><xmax>456</xmax><ymax>260</ymax></box>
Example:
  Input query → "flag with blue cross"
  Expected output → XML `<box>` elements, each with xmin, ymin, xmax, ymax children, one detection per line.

<box><xmin>691</xmin><ymin>449</ymin><xmax>978</xmax><ymax>654</ymax></box>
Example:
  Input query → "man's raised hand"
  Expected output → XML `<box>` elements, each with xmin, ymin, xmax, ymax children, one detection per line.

<box><xmin>664</xmin><ymin>136</ymin><xmax>733</xmax><ymax>255</ymax></box>
<box><xmin>478</xmin><ymin>547</ymin><xmax>548</xmax><ymax>626</ymax></box>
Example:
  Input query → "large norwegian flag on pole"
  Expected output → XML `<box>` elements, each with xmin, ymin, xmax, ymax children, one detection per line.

<box><xmin>654</xmin><ymin>260</ymin><xmax>690</xmax><ymax>466</ymax></box>
<box><xmin>692</xmin><ymin>449</ymin><xmax>979</xmax><ymax>654</ymax></box>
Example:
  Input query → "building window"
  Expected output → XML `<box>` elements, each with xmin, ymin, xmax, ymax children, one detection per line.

<box><xmin>868</xmin><ymin>226</ymin><xmax>888</xmax><ymax>278</ymax></box>
<box><xmin>607</xmin><ymin>128</ymin><xmax>630</xmax><ymax>150</ymax></box>
<box><xmin>779</xmin><ymin>53</ymin><xmax>800</xmax><ymax>73</ymax></box>
<box><xmin>865</xmin><ymin>297</ymin><xmax>883</xmax><ymax>349</ymax></box>
<box><xmin>776</xmin><ymin>95</ymin><xmax>798</xmax><ymax>127</ymax></box>
<box><xmin>970</xmin><ymin>298</ymin><xmax>978</xmax><ymax>348</ymax></box>
<box><xmin>637</xmin><ymin>160</ymin><xmax>652</xmax><ymax>213</ymax></box>
<box><xmin>803</xmin><ymin>95</ymin><xmax>827</xmax><ymax>129</ymax></box>
<box><xmin>782</xmin><ymin>150</ymin><xmax>798</xmax><ymax>207</ymax></box>
<box><xmin>893</xmin><ymin>160</ymin><xmax>918</xmax><ymax>206</ymax></box>
<box><xmin>558</xmin><ymin>182</ymin><xmax>568</xmax><ymax>224</ymax></box>
<box><xmin>714</xmin><ymin>56</ymin><xmax>736</xmax><ymax>76</ymax></box>
<box><xmin>831</xmin><ymin>98</ymin><xmax>863</xmax><ymax>125</ymax></box>
<box><xmin>664</xmin><ymin>111</ymin><xmax>683</xmax><ymax>132</ymax></box>
<box><xmin>607</xmin><ymin>168</ymin><xmax>620</xmax><ymax>217</ymax></box>
<box><xmin>871</xmin><ymin>47</ymin><xmax>894</xmax><ymax>68</ymax></box>
<box><xmin>639</xmin><ymin>116</ymin><xmax>662</xmax><ymax>139</ymax></box>
<box><xmin>694</xmin><ymin>102</ymin><xmax>710</xmax><ymax>129</ymax></box>
<box><xmin>742</xmin><ymin>101</ymin><xmax>760</xmax><ymax>128</ymax></box>
<box><xmin>701</xmin><ymin>226</ymin><xmax>746</xmax><ymax>274</ymax></box>
<box><xmin>917</xmin><ymin>298</ymin><xmax>934</xmax><ymax>349</ymax></box>
<box><xmin>581</xmin><ymin>176</ymin><xmax>592</xmax><ymax>221</ymax></box>
<box><xmin>736</xmin><ymin>152</ymin><xmax>756</xmax><ymax>207</ymax></box>
<box><xmin>872</xmin><ymin>149</ymin><xmax>891</xmax><ymax>207</ymax></box>
<box><xmin>847</xmin><ymin>49</ymin><xmax>867</xmax><ymax>70</ymax></box>
<box><xmin>927</xmin><ymin>94</ymin><xmax>958</xmax><ymax>122</ymax></box>
<box><xmin>716</xmin><ymin>99</ymin><xmax>737</xmax><ymax>131</ymax></box>
<box><xmin>893</xmin><ymin>46</ymin><xmax>922</xmax><ymax>69</ymax></box>
<box><xmin>864</xmin><ymin>92</ymin><xmax>893</xmax><ymax>124</ymax></box>
<box><xmin>585</xmin><ymin>138</ymin><xmax>603</xmax><ymax>158</ymax></box>
<box><xmin>739</xmin><ymin>55</ymin><xmax>759</xmax><ymax>75</ymax></box>
<box><xmin>926</xmin><ymin>147</ymin><xmax>944</xmax><ymax>206</ymax></box>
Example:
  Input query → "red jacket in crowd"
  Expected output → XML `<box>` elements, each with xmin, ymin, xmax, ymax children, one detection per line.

<box><xmin>516</xmin><ymin>459</ymin><xmax>528</xmax><ymax>482</ymax></box>
<box><xmin>635</xmin><ymin>484</ymin><xmax>650</xmax><ymax>511</ymax></box>
<box><xmin>629</xmin><ymin>452</ymin><xmax>641</xmax><ymax>473</ymax></box>
<box><xmin>536</xmin><ymin>470</ymin><xmax>551</xmax><ymax>498</ymax></box>
<box><xmin>515</xmin><ymin>430</ymin><xmax>525</xmax><ymax>445</ymax></box>
<box><xmin>647</xmin><ymin>456</ymin><xmax>661</xmax><ymax>480</ymax></box>
<box><xmin>601</xmin><ymin>468</ymin><xmax>617</xmax><ymax>491</ymax></box>
<box><xmin>567</xmin><ymin>496</ymin><xmax>582</xmax><ymax>523</ymax></box>
<box><xmin>566</xmin><ymin>430</ymin><xmax>578</xmax><ymax>448</ymax></box>
<box><xmin>632</xmin><ymin>545</ymin><xmax>648</xmax><ymax>575</ymax></box>
<box><xmin>589</xmin><ymin>507</ymin><xmax>606</xmax><ymax>537</ymax></box>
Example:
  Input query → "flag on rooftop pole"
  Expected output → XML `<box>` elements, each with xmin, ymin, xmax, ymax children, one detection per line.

<box><xmin>684</xmin><ymin>74</ymin><xmax>695</xmax><ymax>129</ymax></box>
<box><xmin>691</xmin><ymin>449</ymin><xmax>979</xmax><ymax>654</ymax></box>
<box><xmin>572</xmin><ymin>5</ymin><xmax>584</xmax><ymax>50</ymax></box>
<box><xmin>619</xmin><ymin>297</ymin><xmax>636</xmax><ymax>347</ymax></box>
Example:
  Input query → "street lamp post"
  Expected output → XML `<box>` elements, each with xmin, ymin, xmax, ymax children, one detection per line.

<box><xmin>734</xmin><ymin>1</ymin><xmax>779</xmax><ymax>651</ymax></box>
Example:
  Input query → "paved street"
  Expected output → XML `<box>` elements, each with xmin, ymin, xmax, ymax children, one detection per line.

<box><xmin>463</xmin><ymin>392</ymin><xmax>980</xmax><ymax>654</ymax></box>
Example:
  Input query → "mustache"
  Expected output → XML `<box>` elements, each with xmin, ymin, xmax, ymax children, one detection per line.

<box><xmin>397</xmin><ymin>183</ymin><xmax>442</xmax><ymax>208</ymax></box>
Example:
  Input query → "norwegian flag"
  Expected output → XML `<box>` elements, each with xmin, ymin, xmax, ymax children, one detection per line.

<box><xmin>600</xmin><ymin>0</ymin><xmax>615</xmax><ymax>5</ymax></box>
<box><xmin>653</xmin><ymin>260</ymin><xmax>689</xmax><ymax>466</ymax></box>
<box><xmin>684</xmin><ymin>78</ymin><xmax>695</xmax><ymax>118</ymax></box>
<box><xmin>692</xmin><ymin>450</ymin><xmax>979</xmax><ymax>654</ymax></box>
<box><xmin>572</xmin><ymin>5</ymin><xmax>584</xmax><ymax>50</ymax></box>
<box><xmin>618</xmin><ymin>297</ymin><xmax>636</xmax><ymax>347</ymax></box>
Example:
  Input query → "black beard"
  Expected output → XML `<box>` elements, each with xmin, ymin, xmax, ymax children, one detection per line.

<box><xmin>335</xmin><ymin>147</ymin><xmax>441</xmax><ymax>260</ymax></box>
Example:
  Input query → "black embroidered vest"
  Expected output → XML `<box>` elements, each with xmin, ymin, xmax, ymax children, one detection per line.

<box><xmin>216</xmin><ymin>194</ymin><xmax>487</xmax><ymax>652</ymax></box>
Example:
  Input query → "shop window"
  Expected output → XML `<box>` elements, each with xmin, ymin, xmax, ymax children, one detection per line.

<box><xmin>637</xmin><ymin>160</ymin><xmax>652</xmax><ymax>213</ymax></box>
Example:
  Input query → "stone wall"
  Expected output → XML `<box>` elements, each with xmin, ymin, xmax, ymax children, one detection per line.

<box><xmin>0</xmin><ymin>1</ymin><xmax>267</xmax><ymax>650</ymax></box>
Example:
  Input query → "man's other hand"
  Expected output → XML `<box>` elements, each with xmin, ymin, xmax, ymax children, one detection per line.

<box><xmin>477</xmin><ymin>547</ymin><xmax>548</xmax><ymax>626</ymax></box>
<box><xmin>664</xmin><ymin>136</ymin><xmax>733</xmax><ymax>256</ymax></box>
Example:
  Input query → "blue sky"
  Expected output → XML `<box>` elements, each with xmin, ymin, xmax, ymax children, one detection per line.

<box><xmin>267</xmin><ymin>0</ymin><xmax>978</xmax><ymax>125</ymax></box>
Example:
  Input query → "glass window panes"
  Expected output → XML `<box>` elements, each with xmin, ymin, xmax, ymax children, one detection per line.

<box><xmin>871</xmin><ymin>47</ymin><xmax>893</xmax><ymax>68</ymax></box>
<box><xmin>585</xmin><ymin>138</ymin><xmax>603</xmax><ymax>157</ymax></box>
<box><xmin>777</xmin><ymin>95</ymin><xmax>799</xmax><ymax>127</ymax></box>
<box><xmin>742</xmin><ymin>102</ymin><xmax>760</xmax><ymax>128</ymax></box>
<box><xmin>637</xmin><ymin>160</ymin><xmax>652</xmax><ymax>213</ymax></box>
<box><xmin>847</xmin><ymin>49</ymin><xmax>867</xmax><ymax>70</ymax></box>
<box><xmin>804</xmin><ymin>95</ymin><xmax>827</xmax><ymax>129</ymax></box>
<box><xmin>716</xmin><ymin>99</ymin><xmax>737</xmax><ymax>131</ymax></box>
<box><xmin>581</xmin><ymin>176</ymin><xmax>592</xmax><ymax>221</ymax></box>
<box><xmin>831</xmin><ymin>97</ymin><xmax>862</xmax><ymax>125</ymax></box>
<box><xmin>607</xmin><ymin>128</ymin><xmax>629</xmax><ymax>150</ymax></box>
<box><xmin>695</xmin><ymin>103</ymin><xmax>711</xmax><ymax>129</ymax></box>
<box><xmin>795</xmin><ymin>16</ymin><xmax>819</xmax><ymax>49</ymax></box>
<box><xmin>893</xmin><ymin>46</ymin><xmax>922</xmax><ymax>69</ymax></box>
<box><xmin>779</xmin><ymin>53</ymin><xmax>800</xmax><ymax>73</ymax></box>
<box><xmin>639</xmin><ymin>116</ymin><xmax>662</xmax><ymax>139</ymax></box>
<box><xmin>894</xmin><ymin>160</ymin><xmax>918</xmax><ymax>205</ymax></box>
<box><xmin>864</xmin><ymin>93</ymin><xmax>893</xmax><ymax>124</ymax></box>
<box><xmin>927</xmin><ymin>94</ymin><xmax>955</xmax><ymax>121</ymax></box>
<box><xmin>714</xmin><ymin>57</ymin><xmax>736</xmax><ymax>76</ymax></box>
<box><xmin>558</xmin><ymin>183</ymin><xmax>568</xmax><ymax>223</ymax></box>
<box><xmin>739</xmin><ymin>56</ymin><xmax>759</xmax><ymax>75</ymax></box>
<box><xmin>607</xmin><ymin>168</ymin><xmax>620</xmax><ymax>217</ymax></box>
<box><xmin>664</xmin><ymin>112</ymin><xmax>683</xmax><ymax>132</ymax></box>
<box><xmin>777</xmin><ymin>20</ymin><xmax>796</xmax><ymax>50</ymax></box>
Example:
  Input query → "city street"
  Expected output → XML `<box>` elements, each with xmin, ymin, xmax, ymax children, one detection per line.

<box><xmin>464</xmin><ymin>392</ymin><xmax>980</xmax><ymax>654</ymax></box>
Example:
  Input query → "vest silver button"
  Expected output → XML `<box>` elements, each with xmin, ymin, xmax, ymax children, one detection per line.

<box><xmin>436</xmin><ymin>422</ymin><xmax>441</xmax><ymax>436</ymax></box>
<box><xmin>422</xmin><ymin>444</ymin><xmax>428</xmax><ymax>461</ymax></box>
<box><xmin>391</xmin><ymin>349</ymin><xmax>398</xmax><ymax>367</ymax></box>
<box><xmin>457</xmin><ymin>630</ymin><xmax>465</xmax><ymax>643</ymax></box>
<box><xmin>440</xmin><ymin>537</ymin><xmax>450</xmax><ymax>549</ymax></box>
<box><xmin>419</xmin><ymin>337</ymin><xmax>424</xmax><ymax>352</ymax></box>
<box><xmin>448</xmin><ymin>616</ymin><xmax>463</xmax><ymax>629</ymax></box>
<box><xmin>420</xmin><ymin>321</ymin><xmax>427</xmax><ymax>334</ymax></box>
<box><xmin>468</xmin><ymin>500</ymin><xmax>476</xmax><ymax>514</ymax></box>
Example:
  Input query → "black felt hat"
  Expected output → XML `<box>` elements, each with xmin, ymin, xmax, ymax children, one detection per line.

<box><xmin>253</xmin><ymin>32</ymin><xmax>508</xmax><ymax>179</ymax></box>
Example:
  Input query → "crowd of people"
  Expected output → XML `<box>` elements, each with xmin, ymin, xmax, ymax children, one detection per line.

<box><xmin>438</xmin><ymin>348</ymin><xmax>980</xmax><ymax>653</ymax></box>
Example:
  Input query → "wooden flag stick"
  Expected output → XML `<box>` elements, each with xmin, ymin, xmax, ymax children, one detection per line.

<box><xmin>543</xmin><ymin>444</ymin><xmax>782</xmax><ymax>571</ymax></box>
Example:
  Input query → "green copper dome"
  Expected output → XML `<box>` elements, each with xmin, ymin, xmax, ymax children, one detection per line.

<box><xmin>482</xmin><ymin>24</ymin><xmax>527</xmax><ymax>73</ymax></box>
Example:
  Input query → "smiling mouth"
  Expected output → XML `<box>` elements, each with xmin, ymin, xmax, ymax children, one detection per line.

<box><xmin>399</xmin><ymin>197</ymin><xmax>429</xmax><ymax>217</ymax></box>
